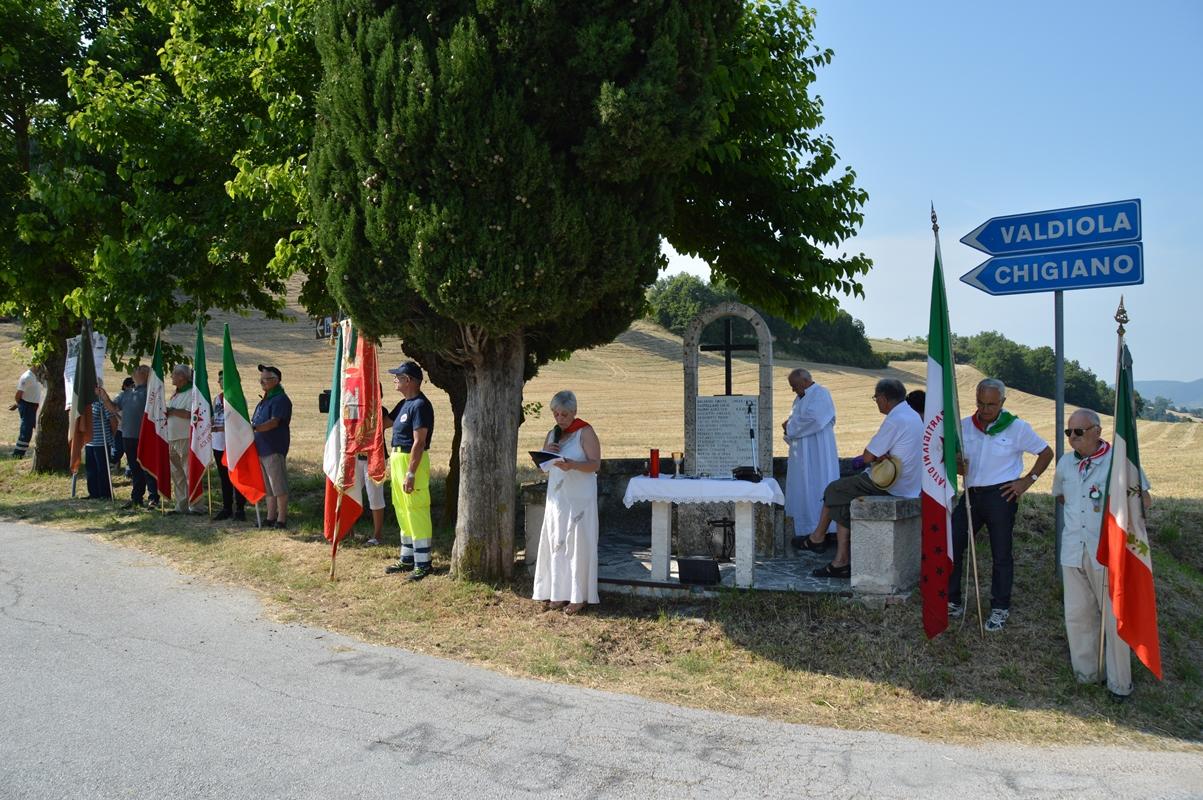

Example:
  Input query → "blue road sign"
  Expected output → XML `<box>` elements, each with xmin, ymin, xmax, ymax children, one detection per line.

<box><xmin>960</xmin><ymin>242</ymin><xmax>1144</xmax><ymax>296</ymax></box>
<box><xmin>960</xmin><ymin>199</ymin><xmax>1141</xmax><ymax>256</ymax></box>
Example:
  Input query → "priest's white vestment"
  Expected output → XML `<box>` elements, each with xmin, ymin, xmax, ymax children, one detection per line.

<box><xmin>783</xmin><ymin>382</ymin><xmax>839</xmax><ymax>535</ymax></box>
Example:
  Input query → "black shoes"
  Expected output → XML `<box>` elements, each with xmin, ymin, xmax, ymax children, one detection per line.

<box><xmin>811</xmin><ymin>562</ymin><xmax>851</xmax><ymax>579</ymax></box>
<box><xmin>385</xmin><ymin>561</ymin><xmax>414</xmax><ymax>574</ymax></box>
<box><xmin>212</xmin><ymin>509</ymin><xmax>232</xmax><ymax>521</ymax></box>
<box><xmin>791</xmin><ymin>536</ymin><xmax>831</xmax><ymax>552</ymax></box>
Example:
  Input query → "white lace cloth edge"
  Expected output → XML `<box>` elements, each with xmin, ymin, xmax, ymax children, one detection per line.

<box><xmin>622</xmin><ymin>476</ymin><xmax>784</xmax><ymax>508</ymax></box>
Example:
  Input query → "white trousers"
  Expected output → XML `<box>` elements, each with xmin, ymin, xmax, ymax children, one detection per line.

<box><xmin>1062</xmin><ymin>546</ymin><xmax>1132</xmax><ymax>696</ymax></box>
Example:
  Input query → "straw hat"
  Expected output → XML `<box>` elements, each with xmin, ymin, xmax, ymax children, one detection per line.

<box><xmin>869</xmin><ymin>455</ymin><xmax>902</xmax><ymax>489</ymax></box>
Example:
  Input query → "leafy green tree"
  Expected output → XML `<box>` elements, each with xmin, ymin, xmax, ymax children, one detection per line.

<box><xmin>666</xmin><ymin>1</ymin><xmax>871</xmax><ymax>324</ymax></box>
<box><xmin>646</xmin><ymin>274</ymin><xmax>736</xmax><ymax>334</ymax></box>
<box><xmin>1</xmin><ymin>0</ymin><xmax>108</xmax><ymax>470</ymax></box>
<box><xmin>311</xmin><ymin>2</ymin><xmax>742</xmax><ymax>579</ymax></box>
<box><xmin>647</xmin><ymin>273</ymin><xmax>885</xmax><ymax>368</ymax></box>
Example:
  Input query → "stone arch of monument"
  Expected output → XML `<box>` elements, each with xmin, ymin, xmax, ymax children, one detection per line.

<box><xmin>682</xmin><ymin>301</ymin><xmax>774</xmax><ymax>476</ymax></box>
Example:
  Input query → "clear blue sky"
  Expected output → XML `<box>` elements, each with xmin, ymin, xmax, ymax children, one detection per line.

<box><xmin>666</xmin><ymin>0</ymin><xmax>1203</xmax><ymax>382</ymax></box>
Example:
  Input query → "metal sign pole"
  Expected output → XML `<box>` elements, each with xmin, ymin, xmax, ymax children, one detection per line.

<box><xmin>1054</xmin><ymin>290</ymin><xmax>1065</xmax><ymax>575</ymax></box>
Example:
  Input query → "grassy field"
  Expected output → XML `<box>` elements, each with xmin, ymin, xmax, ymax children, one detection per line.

<box><xmin>3</xmin><ymin>286</ymin><xmax>1201</xmax><ymax>750</ymax></box>
<box><xmin>4</xmin><ymin>277</ymin><xmax>1201</xmax><ymax>497</ymax></box>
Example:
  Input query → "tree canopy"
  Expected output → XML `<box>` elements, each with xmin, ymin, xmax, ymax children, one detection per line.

<box><xmin>646</xmin><ymin>273</ymin><xmax>886</xmax><ymax>369</ymax></box>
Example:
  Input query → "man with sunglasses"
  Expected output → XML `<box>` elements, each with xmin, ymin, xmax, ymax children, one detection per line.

<box><xmin>1052</xmin><ymin>408</ymin><xmax>1150</xmax><ymax>700</ymax></box>
<box><xmin>948</xmin><ymin>378</ymin><xmax>1053</xmax><ymax>632</ymax></box>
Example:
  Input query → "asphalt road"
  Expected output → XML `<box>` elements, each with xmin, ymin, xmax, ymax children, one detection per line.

<box><xmin>1</xmin><ymin>521</ymin><xmax>1200</xmax><ymax>800</ymax></box>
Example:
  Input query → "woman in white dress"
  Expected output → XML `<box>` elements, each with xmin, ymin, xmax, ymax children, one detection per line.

<box><xmin>532</xmin><ymin>390</ymin><xmax>601</xmax><ymax>614</ymax></box>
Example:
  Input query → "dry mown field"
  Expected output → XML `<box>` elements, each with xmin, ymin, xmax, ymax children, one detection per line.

<box><xmin>4</xmin><ymin>280</ymin><xmax>1198</xmax><ymax>499</ymax></box>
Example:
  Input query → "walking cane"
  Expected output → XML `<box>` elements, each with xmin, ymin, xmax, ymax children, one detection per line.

<box><xmin>962</xmin><ymin>488</ymin><xmax>986</xmax><ymax>637</ymax></box>
<box><xmin>99</xmin><ymin>404</ymin><xmax>116</xmax><ymax>503</ymax></box>
<box><xmin>959</xmin><ymin>456</ymin><xmax>986</xmax><ymax>637</ymax></box>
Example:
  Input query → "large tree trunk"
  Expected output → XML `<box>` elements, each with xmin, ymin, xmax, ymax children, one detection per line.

<box><xmin>33</xmin><ymin>336</ymin><xmax>70</xmax><ymax>473</ymax></box>
<box><xmin>451</xmin><ymin>331</ymin><xmax>524</xmax><ymax>581</ymax></box>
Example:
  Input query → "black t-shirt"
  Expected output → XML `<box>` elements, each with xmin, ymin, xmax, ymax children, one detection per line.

<box><xmin>390</xmin><ymin>393</ymin><xmax>434</xmax><ymax>452</ymax></box>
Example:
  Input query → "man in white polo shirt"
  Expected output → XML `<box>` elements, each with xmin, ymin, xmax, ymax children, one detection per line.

<box><xmin>10</xmin><ymin>366</ymin><xmax>45</xmax><ymax>458</ymax></box>
<box><xmin>948</xmin><ymin>378</ymin><xmax>1053</xmax><ymax>632</ymax></box>
<box><xmin>809</xmin><ymin>378</ymin><xmax>924</xmax><ymax>579</ymax></box>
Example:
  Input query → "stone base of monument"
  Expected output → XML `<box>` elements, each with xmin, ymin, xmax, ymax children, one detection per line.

<box><xmin>849</xmin><ymin>495</ymin><xmax>922</xmax><ymax>596</ymax></box>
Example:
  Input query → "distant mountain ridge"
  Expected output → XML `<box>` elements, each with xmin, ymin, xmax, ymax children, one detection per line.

<box><xmin>1135</xmin><ymin>378</ymin><xmax>1203</xmax><ymax>410</ymax></box>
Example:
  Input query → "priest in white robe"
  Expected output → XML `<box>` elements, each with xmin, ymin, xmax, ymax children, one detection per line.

<box><xmin>782</xmin><ymin>368</ymin><xmax>839</xmax><ymax>541</ymax></box>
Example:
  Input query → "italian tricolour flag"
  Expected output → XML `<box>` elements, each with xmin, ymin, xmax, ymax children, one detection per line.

<box><xmin>920</xmin><ymin>222</ymin><xmax>961</xmax><ymax>639</ymax></box>
<box><xmin>322</xmin><ymin>321</ymin><xmax>363</xmax><ymax>543</ymax></box>
<box><xmin>1098</xmin><ymin>338</ymin><xmax>1162</xmax><ymax>679</ymax></box>
<box><xmin>220</xmin><ymin>324</ymin><xmax>265</xmax><ymax>505</ymax></box>
<box><xmin>187</xmin><ymin>320</ymin><xmax>213</xmax><ymax>504</ymax></box>
<box><xmin>137</xmin><ymin>337</ymin><xmax>171</xmax><ymax>499</ymax></box>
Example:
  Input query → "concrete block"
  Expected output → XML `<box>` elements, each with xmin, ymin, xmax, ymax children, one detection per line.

<box><xmin>849</xmin><ymin>495</ymin><xmax>922</xmax><ymax>595</ymax></box>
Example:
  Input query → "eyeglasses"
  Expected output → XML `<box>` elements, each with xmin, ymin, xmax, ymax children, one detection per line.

<box><xmin>1064</xmin><ymin>426</ymin><xmax>1098</xmax><ymax>437</ymax></box>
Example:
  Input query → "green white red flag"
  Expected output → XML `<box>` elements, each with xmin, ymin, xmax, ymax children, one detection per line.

<box><xmin>920</xmin><ymin>220</ymin><xmax>961</xmax><ymax>639</ymax></box>
<box><xmin>322</xmin><ymin>321</ymin><xmax>362</xmax><ymax>543</ymax></box>
<box><xmin>187</xmin><ymin>320</ymin><xmax>213</xmax><ymax>504</ymax></box>
<box><xmin>220</xmin><ymin>325</ymin><xmax>265</xmax><ymax>505</ymax></box>
<box><xmin>137</xmin><ymin>337</ymin><xmax>171</xmax><ymax>499</ymax></box>
<box><xmin>1098</xmin><ymin>339</ymin><xmax>1162</xmax><ymax>679</ymax></box>
<box><xmin>68</xmin><ymin>321</ymin><xmax>98</xmax><ymax>475</ymax></box>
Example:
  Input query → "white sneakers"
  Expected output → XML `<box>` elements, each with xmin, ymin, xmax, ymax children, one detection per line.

<box><xmin>985</xmin><ymin>608</ymin><xmax>1010</xmax><ymax>632</ymax></box>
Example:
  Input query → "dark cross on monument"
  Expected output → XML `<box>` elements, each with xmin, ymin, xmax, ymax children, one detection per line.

<box><xmin>700</xmin><ymin>318</ymin><xmax>757</xmax><ymax>395</ymax></box>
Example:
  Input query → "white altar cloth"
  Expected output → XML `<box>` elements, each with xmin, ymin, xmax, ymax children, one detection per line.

<box><xmin>622</xmin><ymin>476</ymin><xmax>783</xmax><ymax>588</ymax></box>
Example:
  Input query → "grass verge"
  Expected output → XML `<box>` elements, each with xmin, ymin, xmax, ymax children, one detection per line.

<box><xmin>2</xmin><ymin>456</ymin><xmax>1200</xmax><ymax>750</ymax></box>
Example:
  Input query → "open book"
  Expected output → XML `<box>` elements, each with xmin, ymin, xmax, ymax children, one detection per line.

<box><xmin>529</xmin><ymin>450</ymin><xmax>563</xmax><ymax>472</ymax></box>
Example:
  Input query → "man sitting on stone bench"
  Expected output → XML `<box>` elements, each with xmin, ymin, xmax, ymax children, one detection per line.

<box><xmin>798</xmin><ymin>378</ymin><xmax>923</xmax><ymax>579</ymax></box>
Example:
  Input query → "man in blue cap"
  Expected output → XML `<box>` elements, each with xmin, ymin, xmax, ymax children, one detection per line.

<box><xmin>384</xmin><ymin>361</ymin><xmax>434</xmax><ymax>580</ymax></box>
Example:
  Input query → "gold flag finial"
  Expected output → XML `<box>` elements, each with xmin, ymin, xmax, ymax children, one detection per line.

<box><xmin>930</xmin><ymin>203</ymin><xmax>939</xmax><ymax>235</ymax></box>
<box><xmin>1115</xmin><ymin>296</ymin><xmax>1129</xmax><ymax>336</ymax></box>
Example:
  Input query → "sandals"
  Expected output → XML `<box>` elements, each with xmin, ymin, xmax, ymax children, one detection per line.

<box><xmin>563</xmin><ymin>602</ymin><xmax>587</xmax><ymax>615</ymax></box>
<box><xmin>811</xmin><ymin>562</ymin><xmax>851</xmax><ymax>579</ymax></box>
<box><xmin>791</xmin><ymin>536</ymin><xmax>830</xmax><ymax>552</ymax></box>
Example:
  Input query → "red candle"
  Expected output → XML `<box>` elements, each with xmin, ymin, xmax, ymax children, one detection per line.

<box><xmin>649</xmin><ymin>449</ymin><xmax>660</xmax><ymax>478</ymax></box>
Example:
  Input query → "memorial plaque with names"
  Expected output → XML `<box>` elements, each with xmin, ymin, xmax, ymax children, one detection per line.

<box><xmin>694</xmin><ymin>395</ymin><xmax>757</xmax><ymax>477</ymax></box>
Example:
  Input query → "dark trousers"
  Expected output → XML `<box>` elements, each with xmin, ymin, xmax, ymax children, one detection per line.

<box><xmin>14</xmin><ymin>400</ymin><xmax>37</xmax><ymax>455</ymax></box>
<box><xmin>84</xmin><ymin>445</ymin><xmax>112</xmax><ymax>499</ymax></box>
<box><xmin>214</xmin><ymin>449</ymin><xmax>246</xmax><ymax>512</ymax></box>
<box><xmin>110</xmin><ymin>433</ymin><xmax>124</xmax><ymax>468</ymax></box>
<box><xmin>949</xmin><ymin>483</ymin><xmax>1018</xmax><ymax>610</ymax></box>
<box><xmin>125</xmin><ymin>436</ymin><xmax>159</xmax><ymax>504</ymax></box>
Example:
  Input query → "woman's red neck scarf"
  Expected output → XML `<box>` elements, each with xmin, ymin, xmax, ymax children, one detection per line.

<box><xmin>1074</xmin><ymin>439</ymin><xmax>1111</xmax><ymax>473</ymax></box>
<box><xmin>551</xmin><ymin>418</ymin><xmax>590</xmax><ymax>443</ymax></box>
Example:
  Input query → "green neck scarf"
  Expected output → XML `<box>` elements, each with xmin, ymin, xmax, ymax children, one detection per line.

<box><xmin>975</xmin><ymin>410</ymin><xmax>1016</xmax><ymax>435</ymax></box>
<box><xmin>263</xmin><ymin>384</ymin><xmax>284</xmax><ymax>401</ymax></box>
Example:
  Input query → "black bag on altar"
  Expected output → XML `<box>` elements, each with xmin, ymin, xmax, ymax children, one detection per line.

<box><xmin>731</xmin><ymin>466</ymin><xmax>762</xmax><ymax>483</ymax></box>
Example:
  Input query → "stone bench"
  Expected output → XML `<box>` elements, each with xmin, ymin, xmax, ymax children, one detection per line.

<box><xmin>849</xmin><ymin>495</ymin><xmax>922</xmax><ymax>596</ymax></box>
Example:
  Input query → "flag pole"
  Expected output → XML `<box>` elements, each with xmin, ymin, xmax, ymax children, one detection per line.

<box><xmin>99</xmin><ymin>390</ymin><xmax>116</xmax><ymax>503</ymax></box>
<box><xmin>1099</xmin><ymin>298</ymin><xmax>1129</xmax><ymax>675</ymax></box>
<box><xmin>962</xmin><ymin>479</ymin><xmax>986</xmax><ymax>637</ymax></box>
<box><xmin>330</xmin><ymin>491</ymin><xmax>344</xmax><ymax>580</ymax></box>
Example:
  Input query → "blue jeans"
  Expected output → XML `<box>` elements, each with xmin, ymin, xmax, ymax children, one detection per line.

<box><xmin>13</xmin><ymin>400</ymin><xmax>37</xmax><ymax>456</ymax></box>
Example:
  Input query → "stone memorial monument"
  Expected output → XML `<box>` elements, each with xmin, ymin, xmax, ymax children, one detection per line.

<box><xmin>679</xmin><ymin>302</ymin><xmax>776</xmax><ymax>556</ymax></box>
